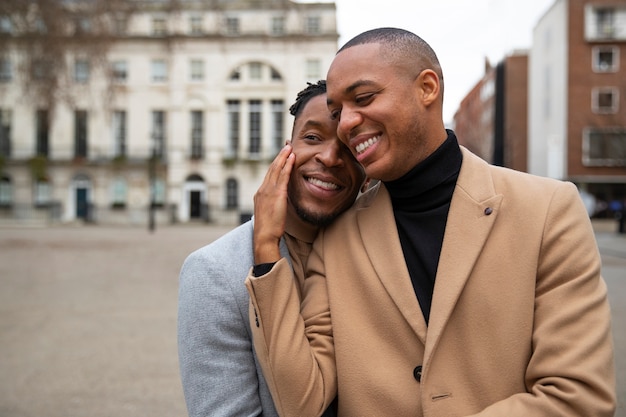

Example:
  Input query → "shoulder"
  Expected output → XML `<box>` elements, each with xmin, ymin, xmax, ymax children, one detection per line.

<box><xmin>179</xmin><ymin>221</ymin><xmax>254</xmax><ymax>294</ymax></box>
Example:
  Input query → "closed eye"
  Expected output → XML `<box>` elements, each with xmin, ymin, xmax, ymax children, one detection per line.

<box><xmin>355</xmin><ymin>93</ymin><xmax>375</xmax><ymax>105</ymax></box>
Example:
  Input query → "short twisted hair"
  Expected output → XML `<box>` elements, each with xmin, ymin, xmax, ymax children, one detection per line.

<box><xmin>289</xmin><ymin>80</ymin><xmax>327</xmax><ymax>117</ymax></box>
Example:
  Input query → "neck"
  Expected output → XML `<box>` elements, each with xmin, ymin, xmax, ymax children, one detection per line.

<box><xmin>285</xmin><ymin>203</ymin><xmax>319</xmax><ymax>243</ymax></box>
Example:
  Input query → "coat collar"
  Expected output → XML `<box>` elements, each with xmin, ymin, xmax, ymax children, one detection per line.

<box><xmin>356</xmin><ymin>147</ymin><xmax>503</xmax><ymax>349</ymax></box>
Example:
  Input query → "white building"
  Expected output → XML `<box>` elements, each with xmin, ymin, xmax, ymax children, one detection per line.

<box><xmin>0</xmin><ymin>0</ymin><xmax>339</xmax><ymax>226</ymax></box>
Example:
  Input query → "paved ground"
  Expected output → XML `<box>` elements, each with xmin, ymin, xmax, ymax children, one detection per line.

<box><xmin>0</xmin><ymin>221</ymin><xmax>624</xmax><ymax>417</ymax></box>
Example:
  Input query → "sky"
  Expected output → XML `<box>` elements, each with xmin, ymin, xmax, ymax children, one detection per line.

<box><xmin>316</xmin><ymin>0</ymin><xmax>557</xmax><ymax>124</ymax></box>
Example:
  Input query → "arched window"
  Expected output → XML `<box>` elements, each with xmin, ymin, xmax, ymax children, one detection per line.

<box><xmin>226</xmin><ymin>178</ymin><xmax>238</xmax><ymax>209</ymax></box>
<box><xmin>228</xmin><ymin>61</ymin><xmax>284</xmax><ymax>82</ymax></box>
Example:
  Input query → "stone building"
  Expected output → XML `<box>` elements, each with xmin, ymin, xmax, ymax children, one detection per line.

<box><xmin>0</xmin><ymin>0</ymin><xmax>339</xmax><ymax>226</ymax></box>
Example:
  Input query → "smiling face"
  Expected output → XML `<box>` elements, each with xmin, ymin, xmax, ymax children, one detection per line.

<box><xmin>288</xmin><ymin>94</ymin><xmax>365</xmax><ymax>226</ymax></box>
<box><xmin>326</xmin><ymin>42</ymin><xmax>447</xmax><ymax>182</ymax></box>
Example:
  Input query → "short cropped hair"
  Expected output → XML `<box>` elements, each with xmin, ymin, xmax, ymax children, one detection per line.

<box><xmin>289</xmin><ymin>80</ymin><xmax>327</xmax><ymax>117</ymax></box>
<box><xmin>338</xmin><ymin>27</ymin><xmax>443</xmax><ymax>91</ymax></box>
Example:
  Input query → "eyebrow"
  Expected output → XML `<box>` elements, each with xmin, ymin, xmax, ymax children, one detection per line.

<box><xmin>300</xmin><ymin>119</ymin><xmax>325</xmax><ymax>130</ymax></box>
<box><xmin>299</xmin><ymin>116</ymin><xmax>330</xmax><ymax>132</ymax></box>
<box><xmin>327</xmin><ymin>79</ymin><xmax>378</xmax><ymax>106</ymax></box>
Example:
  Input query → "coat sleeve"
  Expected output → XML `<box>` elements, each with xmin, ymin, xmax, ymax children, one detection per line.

<box><xmin>178</xmin><ymin>248</ymin><xmax>267</xmax><ymax>417</ymax></box>
<box><xmin>468</xmin><ymin>181</ymin><xmax>616</xmax><ymax>416</ymax></box>
<box><xmin>246</xmin><ymin>256</ymin><xmax>337</xmax><ymax>417</ymax></box>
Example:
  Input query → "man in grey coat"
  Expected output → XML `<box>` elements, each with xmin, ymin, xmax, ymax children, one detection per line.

<box><xmin>177</xmin><ymin>80</ymin><xmax>366</xmax><ymax>417</ymax></box>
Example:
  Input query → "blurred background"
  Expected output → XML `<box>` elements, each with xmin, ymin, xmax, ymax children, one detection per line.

<box><xmin>0</xmin><ymin>0</ymin><xmax>624</xmax><ymax>415</ymax></box>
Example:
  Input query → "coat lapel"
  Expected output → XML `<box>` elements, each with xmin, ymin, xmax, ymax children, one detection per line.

<box><xmin>357</xmin><ymin>183</ymin><xmax>428</xmax><ymax>344</ymax></box>
<box><xmin>424</xmin><ymin>148</ymin><xmax>503</xmax><ymax>362</ymax></box>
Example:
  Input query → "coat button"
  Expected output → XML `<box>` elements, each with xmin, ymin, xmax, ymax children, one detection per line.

<box><xmin>413</xmin><ymin>365</ymin><xmax>422</xmax><ymax>382</ymax></box>
<box><xmin>484</xmin><ymin>207</ymin><xmax>493</xmax><ymax>215</ymax></box>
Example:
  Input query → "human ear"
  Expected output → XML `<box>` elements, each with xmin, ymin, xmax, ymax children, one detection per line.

<box><xmin>418</xmin><ymin>69</ymin><xmax>440</xmax><ymax>107</ymax></box>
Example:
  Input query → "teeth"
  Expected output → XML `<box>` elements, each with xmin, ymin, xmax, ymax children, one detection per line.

<box><xmin>308</xmin><ymin>177</ymin><xmax>339</xmax><ymax>190</ymax></box>
<box><xmin>356</xmin><ymin>136</ymin><xmax>379</xmax><ymax>155</ymax></box>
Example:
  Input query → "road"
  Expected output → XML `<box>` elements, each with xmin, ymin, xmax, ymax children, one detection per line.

<box><xmin>0</xmin><ymin>222</ymin><xmax>624</xmax><ymax>416</ymax></box>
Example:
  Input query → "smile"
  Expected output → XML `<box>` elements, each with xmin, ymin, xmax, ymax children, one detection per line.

<box><xmin>307</xmin><ymin>177</ymin><xmax>339</xmax><ymax>190</ymax></box>
<box><xmin>355</xmin><ymin>136</ymin><xmax>379</xmax><ymax>155</ymax></box>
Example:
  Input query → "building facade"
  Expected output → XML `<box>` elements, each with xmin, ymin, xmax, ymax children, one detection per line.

<box><xmin>529</xmin><ymin>0</ymin><xmax>626</xmax><ymax>212</ymax></box>
<box><xmin>453</xmin><ymin>51</ymin><xmax>528</xmax><ymax>172</ymax></box>
<box><xmin>0</xmin><ymin>0</ymin><xmax>339</xmax><ymax>226</ymax></box>
<box><xmin>454</xmin><ymin>0</ymin><xmax>625</xmax><ymax>216</ymax></box>
<box><xmin>453</xmin><ymin>58</ymin><xmax>497</xmax><ymax>163</ymax></box>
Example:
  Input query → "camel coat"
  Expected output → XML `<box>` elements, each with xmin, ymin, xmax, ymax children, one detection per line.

<box><xmin>246</xmin><ymin>147</ymin><xmax>616</xmax><ymax>417</ymax></box>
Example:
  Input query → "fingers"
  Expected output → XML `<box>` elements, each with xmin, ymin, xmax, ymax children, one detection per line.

<box><xmin>265</xmin><ymin>144</ymin><xmax>293</xmax><ymax>185</ymax></box>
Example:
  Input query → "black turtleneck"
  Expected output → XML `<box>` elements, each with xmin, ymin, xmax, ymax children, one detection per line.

<box><xmin>384</xmin><ymin>130</ymin><xmax>462</xmax><ymax>324</ymax></box>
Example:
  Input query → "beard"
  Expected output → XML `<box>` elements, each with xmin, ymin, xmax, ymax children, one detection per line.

<box><xmin>291</xmin><ymin>201</ymin><xmax>338</xmax><ymax>228</ymax></box>
<box><xmin>288</xmin><ymin>184</ymin><xmax>343</xmax><ymax>228</ymax></box>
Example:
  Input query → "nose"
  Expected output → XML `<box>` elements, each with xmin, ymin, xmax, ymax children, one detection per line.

<box><xmin>315</xmin><ymin>139</ymin><xmax>345</xmax><ymax>168</ymax></box>
<box><xmin>337</xmin><ymin>107</ymin><xmax>362</xmax><ymax>144</ymax></box>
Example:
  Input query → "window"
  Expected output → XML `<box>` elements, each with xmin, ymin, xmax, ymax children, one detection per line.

<box><xmin>151</xmin><ymin>110</ymin><xmax>166</xmax><ymax>159</ymax></box>
<box><xmin>271</xmin><ymin>100</ymin><xmax>284</xmax><ymax>154</ymax></box>
<box><xmin>0</xmin><ymin>58</ymin><xmax>11</xmax><ymax>82</ymax></box>
<box><xmin>34</xmin><ymin>179</ymin><xmax>51</xmax><ymax>207</ymax></box>
<box><xmin>111</xmin><ymin>60</ymin><xmax>128</xmax><ymax>83</ymax></box>
<box><xmin>111</xmin><ymin>177</ymin><xmax>127</xmax><ymax>208</ymax></box>
<box><xmin>249</xmin><ymin>100</ymin><xmax>262</xmax><ymax>157</ymax></box>
<box><xmin>0</xmin><ymin>175</ymin><xmax>11</xmax><ymax>207</ymax></box>
<box><xmin>190</xmin><ymin>59</ymin><xmax>204</xmax><ymax>81</ymax></box>
<box><xmin>249</xmin><ymin>62</ymin><xmax>262</xmax><ymax>80</ymax></box>
<box><xmin>271</xmin><ymin>16</ymin><xmax>285</xmax><ymax>35</ymax></box>
<box><xmin>74</xmin><ymin>110</ymin><xmax>88</xmax><ymax>158</ymax></box>
<box><xmin>36</xmin><ymin>110</ymin><xmax>49</xmax><ymax>157</ymax></box>
<box><xmin>226</xmin><ymin>17</ymin><xmax>239</xmax><ymax>35</ymax></box>
<box><xmin>583</xmin><ymin>128</ymin><xmax>626</xmax><ymax>166</ymax></box>
<box><xmin>0</xmin><ymin>16</ymin><xmax>12</xmax><ymax>34</ymax></box>
<box><xmin>74</xmin><ymin>17</ymin><xmax>91</xmax><ymax>34</ymax></box>
<box><xmin>153</xmin><ymin>178</ymin><xmax>166</xmax><ymax>207</ymax></box>
<box><xmin>593</xmin><ymin>46</ymin><xmax>619</xmax><ymax>72</ymax></box>
<box><xmin>152</xmin><ymin>17</ymin><xmax>167</xmax><ymax>36</ymax></box>
<box><xmin>305</xmin><ymin>59</ymin><xmax>321</xmax><ymax>80</ymax></box>
<box><xmin>0</xmin><ymin>109</ymin><xmax>12</xmax><ymax>158</ymax></box>
<box><xmin>227</xmin><ymin>100</ymin><xmax>240</xmax><ymax>158</ymax></box>
<box><xmin>114</xmin><ymin>15</ymin><xmax>127</xmax><ymax>35</ymax></box>
<box><xmin>190</xmin><ymin>110</ymin><xmax>204</xmax><ymax>159</ymax></box>
<box><xmin>592</xmin><ymin>87</ymin><xmax>619</xmax><ymax>114</ymax></box>
<box><xmin>74</xmin><ymin>59</ymin><xmax>90</xmax><ymax>83</ymax></box>
<box><xmin>305</xmin><ymin>16</ymin><xmax>320</xmax><ymax>34</ymax></box>
<box><xmin>270</xmin><ymin>66</ymin><xmax>282</xmax><ymax>81</ymax></box>
<box><xmin>151</xmin><ymin>59</ymin><xmax>167</xmax><ymax>82</ymax></box>
<box><xmin>112</xmin><ymin>111</ymin><xmax>126</xmax><ymax>158</ymax></box>
<box><xmin>229</xmin><ymin>67</ymin><xmax>241</xmax><ymax>81</ymax></box>
<box><xmin>226</xmin><ymin>178</ymin><xmax>238</xmax><ymax>209</ymax></box>
<box><xmin>596</xmin><ymin>8</ymin><xmax>615</xmax><ymax>38</ymax></box>
<box><xmin>189</xmin><ymin>15</ymin><xmax>203</xmax><ymax>35</ymax></box>
<box><xmin>35</xmin><ymin>18</ymin><xmax>46</xmax><ymax>33</ymax></box>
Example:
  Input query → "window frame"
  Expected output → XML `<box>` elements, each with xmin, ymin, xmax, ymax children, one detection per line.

<box><xmin>592</xmin><ymin>86</ymin><xmax>619</xmax><ymax>114</ymax></box>
<box><xmin>592</xmin><ymin>46</ymin><xmax>619</xmax><ymax>73</ymax></box>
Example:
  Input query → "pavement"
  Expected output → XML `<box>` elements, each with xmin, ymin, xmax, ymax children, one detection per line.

<box><xmin>0</xmin><ymin>220</ymin><xmax>624</xmax><ymax>417</ymax></box>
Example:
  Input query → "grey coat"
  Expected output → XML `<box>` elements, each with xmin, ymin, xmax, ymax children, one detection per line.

<box><xmin>178</xmin><ymin>220</ymin><xmax>288</xmax><ymax>417</ymax></box>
